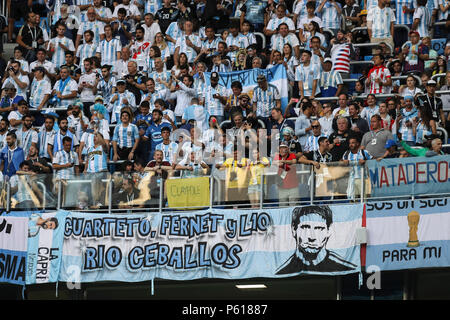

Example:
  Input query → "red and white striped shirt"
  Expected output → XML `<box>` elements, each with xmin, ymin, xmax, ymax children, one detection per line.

<box><xmin>367</xmin><ymin>66</ymin><xmax>391</xmax><ymax>94</ymax></box>
<box><xmin>331</xmin><ymin>43</ymin><xmax>351</xmax><ymax>74</ymax></box>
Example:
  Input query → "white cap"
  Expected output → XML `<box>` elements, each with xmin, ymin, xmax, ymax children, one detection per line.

<box><xmin>324</xmin><ymin>58</ymin><xmax>333</xmax><ymax>63</ymax></box>
<box><xmin>427</xmin><ymin>80</ymin><xmax>437</xmax><ymax>86</ymax></box>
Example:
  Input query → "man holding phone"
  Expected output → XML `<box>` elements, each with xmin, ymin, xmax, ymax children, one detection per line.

<box><xmin>78</xmin><ymin>58</ymin><xmax>97</xmax><ymax>118</ymax></box>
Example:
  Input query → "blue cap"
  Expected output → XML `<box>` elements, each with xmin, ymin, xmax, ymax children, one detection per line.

<box><xmin>404</xmin><ymin>95</ymin><xmax>413</xmax><ymax>101</ymax></box>
<box><xmin>384</xmin><ymin>139</ymin><xmax>397</xmax><ymax>148</ymax></box>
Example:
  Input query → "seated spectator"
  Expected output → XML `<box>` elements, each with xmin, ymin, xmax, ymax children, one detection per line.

<box><xmin>361</xmin><ymin>114</ymin><xmax>394</xmax><ymax>159</ymax></box>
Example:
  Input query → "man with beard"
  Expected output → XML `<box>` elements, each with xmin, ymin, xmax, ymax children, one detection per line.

<box><xmin>0</xmin><ymin>119</ymin><xmax>9</xmax><ymax>150</ymax></box>
<box><xmin>329</xmin><ymin>117</ymin><xmax>351</xmax><ymax>161</ymax></box>
<box><xmin>130</xmin><ymin>27</ymin><xmax>151</xmax><ymax>72</ymax></box>
<box><xmin>48</xmin><ymin>117</ymin><xmax>80</xmax><ymax>161</ymax></box>
<box><xmin>16</xmin><ymin>114</ymin><xmax>39</xmax><ymax>158</ymax></box>
<box><xmin>26</xmin><ymin>145</ymin><xmax>52</xmax><ymax>175</ymax></box>
<box><xmin>38</xmin><ymin>115</ymin><xmax>57</xmax><ymax>162</ymax></box>
<box><xmin>0</xmin><ymin>131</ymin><xmax>25</xmax><ymax>178</ymax></box>
<box><xmin>276</xmin><ymin>205</ymin><xmax>357</xmax><ymax>274</ymax></box>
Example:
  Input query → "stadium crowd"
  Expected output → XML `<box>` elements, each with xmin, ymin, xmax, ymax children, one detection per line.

<box><xmin>0</xmin><ymin>0</ymin><xmax>449</xmax><ymax>209</ymax></box>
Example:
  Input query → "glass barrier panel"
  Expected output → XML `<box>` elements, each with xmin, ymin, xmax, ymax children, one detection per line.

<box><xmin>60</xmin><ymin>172</ymin><xmax>111</xmax><ymax>210</ymax></box>
<box><xmin>263</xmin><ymin>164</ymin><xmax>312</xmax><ymax>207</ymax></box>
<box><xmin>11</xmin><ymin>173</ymin><xmax>57</xmax><ymax>210</ymax></box>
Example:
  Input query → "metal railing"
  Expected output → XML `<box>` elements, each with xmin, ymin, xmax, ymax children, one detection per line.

<box><xmin>353</xmin><ymin>42</ymin><xmax>394</xmax><ymax>56</ymax></box>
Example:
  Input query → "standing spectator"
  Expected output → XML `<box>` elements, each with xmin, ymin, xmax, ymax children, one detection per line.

<box><xmin>47</xmin><ymin>23</ymin><xmax>75</xmax><ymax>69</ymax></box>
<box><xmin>329</xmin><ymin>116</ymin><xmax>351</xmax><ymax>161</ymax></box>
<box><xmin>365</xmin><ymin>54</ymin><xmax>392</xmax><ymax>94</ymax></box>
<box><xmin>59</xmin><ymin>51</ymin><xmax>81</xmax><ymax>82</ymax></box>
<box><xmin>78</xmin><ymin>58</ymin><xmax>97</xmax><ymax>116</ymax></box>
<box><xmin>396</xmin><ymin>95</ymin><xmax>418</xmax><ymax>146</ymax></box>
<box><xmin>304</xmin><ymin>120</ymin><xmax>327</xmax><ymax>153</ymax></box>
<box><xmin>319</xmin><ymin>103</ymin><xmax>334</xmax><ymax>137</ymax></box>
<box><xmin>360</xmin><ymin>93</ymin><xmax>380</xmax><ymax>127</ymax></box>
<box><xmin>295</xmin><ymin>50</ymin><xmax>321</xmax><ymax>99</ymax></box>
<box><xmin>16</xmin><ymin>114</ymin><xmax>38</xmax><ymax>158</ymax></box>
<box><xmin>341</xmin><ymin>135</ymin><xmax>372</xmax><ymax>200</ymax></box>
<box><xmin>320</xmin><ymin>57</ymin><xmax>344</xmax><ymax>97</ymax></box>
<box><xmin>295</xmin><ymin>102</ymin><xmax>314</xmax><ymax>150</ymax></box>
<box><xmin>412</xmin><ymin>0</ymin><xmax>432</xmax><ymax>38</ymax></box>
<box><xmin>0</xmin><ymin>84</ymin><xmax>23</xmax><ymax>118</ymax></box>
<box><xmin>399</xmin><ymin>31</ymin><xmax>429</xmax><ymax>74</ymax></box>
<box><xmin>143</xmin><ymin>108</ymin><xmax>173</xmax><ymax>160</ymax></box>
<box><xmin>38</xmin><ymin>115</ymin><xmax>57</xmax><ymax>162</ymax></box>
<box><xmin>367</xmin><ymin>0</ymin><xmax>395</xmax><ymax>52</ymax></box>
<box><xmin>155</xmin><ymin>126</ymin><xmax>178</xmax><ymax>164</ymax></box>
<box><xmin>343</xmin><ymin>0</ymin><xmax>361</xmax><ymax>32</ymax></box>
<box><xmin>413</xmin><ymin>105</ymin><xmax>437</xmax><ymax>145</ymax></box>
<box><xmin>239</xmin><ymin>0</ymin><xmax>267</xmax><ymax>32</ymax></box>
<box><xmin>2</xmin><ymin>60</ymin><xmax>30</xmax><ymax>102</ymax></box>
<box><xmin>300</xmin><ymin>136</ymin><xmax>333</xmax><ymax>166</ymax></box>
<box><xmin>76</xmin><ymin>30</ymin><xmax>98</xmax><ymax>73</ymax></box>
<box><xmin>271</xmin><ymin>23</ymin><xmax>301</xmax><ymax>60</ymax></box>
<box><xmin>8</xmin><ymin>99</ymin><xmax>28</xmax><ymax>130</ymax></box>
<box><xmin>347</xmin><ymin>101</ymin><xmax>370</xmax><ymax>135</ymax></box>
<box><xmin>15</xmin><ymin>11</ymin><xmax>45</xmax><ymax>63</ymax></box>
<box><xmin>109</xmin><ymin>79</ymin><xmax>136</xmax><ymax>123</ymax></box>
<box><xmin>53</xmin><ymin>136</ymin><xmax>80</xmax><ymax>181</ymax></box>
<box><xmin>96</xmin><ymin>24</ymin><xmax>122</xmax><ymax>74</ymax></box>
<box><xmin>112</xmin><ymin>0</ymin><xmax>142</xmax><ymax>30</ymax></box>
<box><xmin>361</xmin><ymin>114</ymin><xmax>394</xmax><ymax>158</ymax></box>
<box><xmin>30</xmin><ymin>49</ymin><xmax>56</xmax><ymax>81</ymax></box>
<box><xmin>416</xmin><ymin>80</ymin><xmax>445</xmax><ymax>127</ymax></box>
<box><xmin>140</xmin><ymin>13</ymin><xmax>161</xmax><ymax>44</ymax></box>
<box><xmin>48</xmin><ymin>117</ymin><xmax>80</xmax><ymax>160</ymax></box>
<box><xmin>51</xmin><ymin>66</ymin><xmax>78</xmax><ymax>108</ymax></box>
<box><xmin>264</xmin><ymin>4</ymin><xmax>296</xmax><ymax>37</ymax></box>
<box><xmin>174</xmin><ymin>20</ymin><xmax>202</xmax><ymax>65</ymax></box>
<box><xmin>252</xmin><ymin>74</ymin><xmax>281</xmax><ymax>121</ymax></box>
<box><xmin>129</xmin><ymin>27</ymin><xmax>151</xmax><ymax>71</ymax></box>
<box><xmin>76</xmin><ymin>6</ymin><xmax>105</xmax><ymax>50</ymax></box>
<box><xmin>112</xmin><ymin>110</ymin><xmax>140</xmax><ymax>161</ymax></box>
<box><xmin>273</xmin><ymin>142</ymin><xmax>299</xmax><ymax>206</ymax></box>
<box><xmin>394</xmin><ymin>0</ymin><xmax>415</xmax><ymax>49</ymax></box>
<box><xmin>166</xmin><ymin>74</ymin><xmax>197</xmax><ymax>124</ymax></box>
<box><xmin>203</xmin><ymin>72</ymin><xmax>228</xmax><ymax>124</ymax></box>
<box><xmin>317</xmin><ymin>0</ymin><xmax>343</xmax><ymax>36</ymax></box>
<box><xmin>156</xmin><ymin>0</ymin><xmax>179</xmax><ymax>33</ymax></box>
<box><xmin>327</xmin><ymin>30</ymin><xmax>356</xmax><ymax>85</ymax></box>
<box><xmin>111</xmin><ymin>8</ymin><xmax>133</xmax><ymax>47</ymax></box>
<box><xmin>0</xmin><ymin>131</ymin><xmax>25</xmax><ymax>178</ymax></box>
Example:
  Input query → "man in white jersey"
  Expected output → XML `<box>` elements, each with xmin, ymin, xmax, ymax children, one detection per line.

<box><xmin>29</xmin><ymin>66</ymin><xmax>51</xmax><ymax>112</ymax></box>
<box><xmin>47</xmin><ymin>23</ymin><xmax>75</xmax><ymax>69</ymax></box>
<box><xmin>96</xmin><ymin>24</ymin><xmax>122</xmax><ymax>72</ymax></box>
<box><xmin>140</xmin><ymin>13</ymin><xmax>161</xmax><ymax>44</ymax></box>
<box><xmin>264</xmin><ymin>4</ymin><xmax>296</xmax><ymax>36</ymax></box>
<box><xmin>51</xmin><ymin>66</ymin><xmax>78</xmax><ymax>108</ymax></box>
<box><xmin>174</xmin><ymin>20</ymin><xmax>201</xmax><ymax>65</ymax></box>
<box><xmin>129</xmin><ymin>26</ymin><xmax>151</xmax><ymax>71</ymax></box>
<box><xmin>76</xmin><ymin>30</ymin><xmax>98</xmax><ymax>73</ymax></box>
<box><xmin>295</xmin><ymin>50</ymin><xmax>321</xmax><ymax>99</ymax></box>
<box><xmin>1</xmin><ymin>60</ymin><xmax>30</xmax><ymax>102</ymax></box>
<box><xmin>78</xmin><ymin>58</ymin><xmax>98</xmax><ymax>116</ymax></box>
<box><xmin>367</xmin><ymin>0</ymin><xmax>395</xmax><ymax>52</ymax></box>
<box><xmin>30</xmin><ymin>48</ymin><xmax>56</xmax><ymax>81</ymax></box>
<box><xmin>113</xmin><ymin>47</ymin><xmax>131</xmax><ymax>79</ymax></box>
<box><xmin>76</xmin><ymin>6</ymin><xmax>105</xmax><ymax>50</ymax></box>
<box><xmin>53</xmin><ymin>136</ymin><xmax>80</xmax><ymax>182</ymax></box>
<box><xmin>17</xmin><ymin>114</ymin><xmax>39</xmax><ymax>158</ymax></box>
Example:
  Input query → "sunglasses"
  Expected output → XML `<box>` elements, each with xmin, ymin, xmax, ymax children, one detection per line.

<box><xmin>312</xmin><ymin>125</ymin><xmax>320</xmax><ymax>129</ymax></box>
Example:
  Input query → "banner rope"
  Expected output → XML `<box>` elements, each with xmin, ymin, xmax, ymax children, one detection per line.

<box><xmin>358</xmin><ymin>271</ymin><xmax>363</xmax><ymax>289</ymax></box>
<box><xmin>22</xmin><ymin>285</ymin><xmax>26</xmax><ymax>300</ymax></box>
<box><xmin>55</xmin><ymin>281</ymin><xmax>59</xmax><ymax>298</ymax></box>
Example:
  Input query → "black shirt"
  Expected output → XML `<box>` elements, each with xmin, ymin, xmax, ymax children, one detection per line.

<box><xmin>305</xmin><ymin>149</ymin><xmax>333</xmax><ymax>163</ymax></box>
<box><xmin>417</xmin><ymin>94</ymin><xmax>443</xmax><ymax>122</ymax></box>
<box><xmin>125</xmin><ymin>72</ymin><xmax>145</xmax><ymax>105</ymax></box>
<box><xmin>17</xmin><ymin>23</ymin><xmax>44</xmax><ymax>52</ymax></box>
<box><xmin>329</xmin><ymin>130</ymin><xmax>350</xmax><ymax>161</ymax></box>
<box><xmin>156</xmin><ymin>7</ymin><xmax>179</xmax><ymax>33</ymax></box>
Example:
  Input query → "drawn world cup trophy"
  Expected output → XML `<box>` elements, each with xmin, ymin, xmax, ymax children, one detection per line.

<box><xmin>407</xmin><ymin>210</ymin><xmax>420</xmax><ymax>247</ymax></box>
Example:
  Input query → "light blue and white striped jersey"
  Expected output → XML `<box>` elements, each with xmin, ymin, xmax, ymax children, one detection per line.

<box><xmin>204</xmin><ymin>84</ymin><xmax>229</xmax><ymax>117</ymax></box>
<box><xmin>155</xmin><ymin>141</ymin><xmax>178</xmax><ymax>163</ymax></box>
<box><xmin>367</xmin><ymin>5</ymin><xmax>396</xmax><ymax>38</ymax></box>
<box><xmin>109</xmin><ymin>91</ymin><xmax>137</xmax><ymax>123</ymax></box>
<box><xmin>95</xmin><ymin>6</ymin><xmax>113</xmax><ymax>21</ymax></box>
<box><xmin>80</xmin><ymin>131</ymin><xmax>95</xmax><ymax>156</ymax></box>
<box><xmin>10</xmin><ymin>175</ymin><xmax>33</xmax><ymax>203</ymax></box>
<box><xmin>96</xmin><ymin>38</ymin><xmax>122</xmax><ymax>68</ymax></box>
<box><xmin>413</xmin><ymin>6</ymin><xmax>431</xmax><ymax>38</ymax></box>
<box><xmin>97</xmin><ymin>75</ymin><xmax>116</xmax><ymax>106</ymax></box>
<box><xmin>360</xmin><ymin>105</ymin><xmax>380</xmax><ymax>127</ymax></box>
<box><xmin>47</xmin><ymin>37</ymin><xmax>75</xmax><ymax>68</ymax></box>
<box><xmin>166</xmin><ymin>22</ymin><xmax>182</xmax><ymax>54</ymax></box>
<box><xmin>182</xmin><ymin>104</ymin><xmax>210</xmax><ymax>131</ymax></box>
<box><xmin>112</xmin><ymin>123</ymin><xmax>140</xmax><ymax>148</ymax></box>
<box><xmin>311</xmin><ymin>51</ymin><xmax>325</xmax><ymax>70</ymax></box>
<box><xmin>399</xmin><ymin>107</ymin><xmax>418</xmax><ymax>142</ymax></box>
<box><xmin>319</xmin><ymin>2</ymin><xmax>342</xmax><ymax>29</ymax></box>
<box><xmin>194</xmin><ymin>76</ymin><xmax>207</xmax><ymax>98</ymax></box>
<box><xmin>271</xmin><ymin>33</ymin><xmax>300</xmax><ymax>53</ymax></box>
<box><xmin>342</xmin><ymin>149</ymin><xmax>372</xmax><ymax>179</ymax></box>
<box><xmin>211</xmin><ymin>63</ymin><xmax>231</xmax><ymax>73</ymax></box>
<box><xmin>51</xmin><ymin>130</ymin><xmax>79</xmax><ymax>153</ymax></box>
<box><xmin>415</xmin><ymin>120</ymin><xmax>432</xmax><ymax>144</ymax></box>
<box><xmin>395</xmin><ymin>0</ymin><xmax>416</xmax><ymax>25</ymax></box>
<box><xmin>52</xmin><ymin>78</ymin><xmax>78</xmax><ymax>108</ymax></box>
<box><xmin>144</xmin><ymin>0</ymin><xmax>163</xmax><ymax>14</ymax></box>
<box><xmin>0</xmin><ymin>133</ymin><xmax>6</xmax><ymax>151</ymax></box>
<box><xmin>147</xmin><ymin>70</ymin><xmax>171</xmax><ymax>91</ymax></box>
<box><xmin>77</xmin><ymin>20</ymin><xmax>105</xmax><ymax>45</ymax></box>
<box><xmin>294</xmin><ymin>0</ymin><xmax>308</xmax><ymax>21</ymax></box>
<box><xmin>76</xmin><ymin>42</ymin><xmax>97</xmax><ymax>72</ymax></box>
<box><xmin>85</xmin><ymin>145</ymin><xmax>108</xmax><ymax>173</ymax></box>
<box><xmin>304</xmin><ymin>133</ymin><xmax>327</xmax><ymax>153</ymax></box>
<box><xmin>202</xmin><ymin>37</ymin><xmax>220</xmax><ymax>56</ymax></box>
<box><xmin>242</xmin><ymin>32</ymin><xmax>257</xmax><ymax>46</ymax></box>
<box><xmin>17</xmin><ymin>128</ymin><xmax>38</xmax><ymax>158</ymax></box>
<box><xmin>226</xmin><ymin>33</ymin><xmax>249</xmax><ymax>63</ymax></box>
<box><xmin>76</xmin><ymin>0</ymin><xmax>92</xmax><ymax>22</ymax></box>
<box><xmin>438</xmin><ymin>0</ymin><xmax>448</xmax><ymax>20</ymax></box>
<box><xmin>141</xmin><ymin>89</ymin><xmax>169</xmax><ymax>111</ymax></box>
<box><xmin>251</xmin><ymin>84</ymin><xmax>281</xmax><ymax>118</ymax></box>
<box><xmin>30</xmin><ymin>78</ymin><xmax>52</xmax><ymax>109</ymax></box>
<box><xmin>266</xmin><ymin>17</ymin><xmax>296</xmax><ymax>31</ymax></box>
<box><xmin>2</xmin><ymin>76</ymin><xmax>29</xmax><ymax>102</ymax></box>
<box><xmin>426</xmin><ymin>0</ymin><xmax>439</xmax><ymax>18</ymax></box>
<box><xmin>320</xmin><ymin>69</ymin><xmax>343</xmax><ymax>88</ymax></box>
<box><xmin>295</xmin><ymin>63</ymin><xmax>321</xmax><ymax>97</ymax></box>
<box><xmin>38</xmin><ymin>128</ymin><xmax>56</xmax><ymax>159</ymax></box>
<box><xmin>365</xmin><ymin>0</ymin><xmax>378</xmax><ymax>9</ymax></box>
<box><xmin>53</xmin><ymin>149</ymin><xmax>79</xmax><ymax>180</ymax></box>
<box><xmin>175</xmin><ymin>34</ymin><xmax>202</xmax><ymax>64</ymax></box>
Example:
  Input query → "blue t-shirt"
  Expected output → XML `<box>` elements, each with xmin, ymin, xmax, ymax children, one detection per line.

<box><xmin>144</xmin><ymin>121</ymin><xmax>172</xmax><ymax>152</ymax></box>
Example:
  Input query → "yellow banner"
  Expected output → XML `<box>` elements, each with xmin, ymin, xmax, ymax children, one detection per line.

<box><xmin>166</xmin><ymin>177</ymin><xmax>210</xmax><ymax>209</ymax></box>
